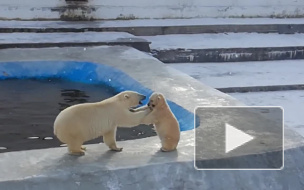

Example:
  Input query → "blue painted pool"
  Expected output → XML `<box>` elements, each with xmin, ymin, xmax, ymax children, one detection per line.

<box><xmin>0</xmin><ymin>61</ymin><xmax>199</xmax><ymax>131</ymax></box>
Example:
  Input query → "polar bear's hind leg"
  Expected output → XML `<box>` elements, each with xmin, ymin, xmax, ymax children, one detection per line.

<box><xmin>67</xmin><ymin>141</ymin><xmax>85</xmax><ymax>156</ymax></box>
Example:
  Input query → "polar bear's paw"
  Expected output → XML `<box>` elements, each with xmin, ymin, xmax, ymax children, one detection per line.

<box><xmin>110</xmin><ymin>147</ymin><xmax>123</xmax><ymax>152</ymax></box>
<box><xmin>81</xmin><ymin>146</ymin><xmax>87</xmax><ymax>151</ymax></box>
<box><xmin>160</xmin><ymin>147</ymin><xmax>169</xmax><ymax>152</ymax></box>
<box><xmin>160</xmin><ymin>147</ymin><xmax>176</xmax><ymax>152</ymax></box>
<box><xmin>129</xmin><ymin>108</ymin><xmax>136</xmax><ymax>112</ymax></box>
<box><xmin>69</xmin><ymin>150</ymin><xmax>85</xmax><ymax>156</ymax></box>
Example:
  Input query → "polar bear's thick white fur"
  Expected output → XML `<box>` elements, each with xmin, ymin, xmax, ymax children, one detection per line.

<box><xmin>53</xmin><ymin>90</ymin><xmax>151</xmax><ymax>155</ymax></box>
<box><xmin>130</xmin><ymin>92</ymin><xmax>180</xmax><ymax>152</ymax></box>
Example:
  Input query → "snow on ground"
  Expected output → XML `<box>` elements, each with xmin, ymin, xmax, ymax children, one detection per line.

<box><xmin>144</xmin><ymin>33</ymin><xmax>304</xmax><ymax>49</ymax></box>
<box><xmin>1</xmin><ymin>18</ymin><xmax>304</xmax><ymax>28</ymax></box>
<box><xmin>0</xmin><ymin>32</ymin><xmax>134</xmax><ymax>44</ymax></box>
<box><xmin>170</xmin><ymin>60</ymin><xmax>304</xmax><ymax>88</ymax></box>
<box><xmin>170</xmin><ymin>61</ymin><xmax>304</xmax><ymax>136</ymax></box>
<box><xmin>230</xmin><ymin>91</ymin><xmax>304</xmax><ymax>137</ymax></box>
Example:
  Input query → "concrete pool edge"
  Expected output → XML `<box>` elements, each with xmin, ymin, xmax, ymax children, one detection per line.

<box><xmin>4</xmin><ymin>145</ymin><xmax>304</xmax><ymax>190</ymax></box>
<box><xmin>1</xmin><ymin>46</ymin><xmax>304</xmax><ymax>189</ymax></box>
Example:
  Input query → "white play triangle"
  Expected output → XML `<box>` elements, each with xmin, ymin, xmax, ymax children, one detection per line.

<box><xmin>225</xmin><ymin>123</ymin><xmax>254</xmax><ymax>153</ymax></box>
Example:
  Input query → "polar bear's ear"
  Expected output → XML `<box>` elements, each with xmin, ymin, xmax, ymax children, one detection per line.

<box><xmin>124</xmin><ymin>94</ymin><xmax>130</xmax><ymax>99</ymax></box>
<box><xmin>157</xmin><ymin>94</ymin><xmax>165</xmax><ymax>101</ymax></box>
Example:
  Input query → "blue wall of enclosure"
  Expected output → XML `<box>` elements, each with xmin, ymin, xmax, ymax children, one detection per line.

<box><xmin>0</xmin><ymin>61</ymin><xmax>199</xmax><ymax>131</ymax></box>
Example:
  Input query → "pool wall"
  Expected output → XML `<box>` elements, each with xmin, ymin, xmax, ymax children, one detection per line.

<box><xmin>0</xmin><ymin>60</ymin><xmax>198</xmax><ymax>131</ymax></box>
<box><xmin>1</xmin><ymin>46</ymin><xmax>304</xmax><ymax>190</ymax></box>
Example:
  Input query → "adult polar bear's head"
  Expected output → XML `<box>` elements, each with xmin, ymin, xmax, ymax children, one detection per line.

<box><xmin>116</xmin><ymin>90</ymin><xmax>146</xmax><ymax>108</ymax></box>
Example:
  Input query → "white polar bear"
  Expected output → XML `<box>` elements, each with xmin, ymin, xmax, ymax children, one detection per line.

<box><xmin>53</xmin><ymin>90</ymin><xmax>151</xmax><ymax>155</ymax></box>
<box><xmin>130</xmin><ymin>92</ymin><xmax>180</xmax><ymax>152</ymax></box>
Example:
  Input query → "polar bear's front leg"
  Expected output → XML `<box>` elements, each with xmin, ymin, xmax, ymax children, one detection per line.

<box><xmin>120</xmin><ymin>108</ymin><xmax>152</xmax><ymax>127</ymax></box>
<box><xmin>103</xmin><ymin>127</ymin><xmax>123</xmax><ymax>152</ymax></box>
<box><xmin>129</xmin><ymin>105</ymin><xmax>150</xmax><ymax>112</ymax></box>
<box><xmin>128</xmin><ymin>107</ymin><xmax>155</xmax><ymax>125</ymax></box>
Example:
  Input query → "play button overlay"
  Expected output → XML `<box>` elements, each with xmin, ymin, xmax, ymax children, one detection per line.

<box><xmin>225</xmin><ymin>123</ymin><xmax>254</xmax><ymax>153</ymax></box>
<box><xmin>194</xmin><ymin>106</ymin><xmax>283</xmax><ymax>170</ymax></box>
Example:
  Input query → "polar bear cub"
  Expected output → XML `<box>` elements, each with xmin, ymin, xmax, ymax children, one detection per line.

<box><xmin>130</xmin><ymin>92</ymin><xmax>180</xmax><ymax>152</ymax></box>
<box><xmin>53</xmin><ymin>90</ymin><xmax>151</xmax><ymax>155</ymax></box>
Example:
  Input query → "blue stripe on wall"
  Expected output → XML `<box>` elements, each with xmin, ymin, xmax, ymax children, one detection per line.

<box><xmin>0</xmin><ymin>61</ymin><xmax>200</xmax><ymax>131</ymax></box>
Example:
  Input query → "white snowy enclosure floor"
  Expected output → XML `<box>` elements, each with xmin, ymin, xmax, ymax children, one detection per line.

<box><xmin>170</xmin><ymin>60</ymin><xmax>304</xmax><ymax>88</ymax></box>
<box><xmin>170</xmin><ymin>61</ymin><xmax>304</xmax><ymax>136</ymax></box>
<box><xmin>230</xmin><ymin>91</ymin><xmax>304</xmax><ymax>137</ymax></box>
<box><xmin>0</xmin><ymin>32</ymin><xmax>135</xmax><ymax>44</ymax></box>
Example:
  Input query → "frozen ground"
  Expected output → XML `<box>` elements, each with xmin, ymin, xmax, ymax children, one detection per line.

<box><xmin>170</xmin><ymin>61</ymin><xmax>304</xmax><ymax>136</ymax></box>
<box><xmin>0</xmin><ymin>32</ymin><xmax>134</xmax><ymax>44</ymax></box>
<box><xmin>230</xmin><ymin>91</ymin><xmax>304</xmax><ymax>136</ymax></box>
<box><xmin>1</xmin><ymin>18</ymin><xmax>304</xmax><ymax>28</ymax></box>
<box><xmin>170</xmin><ymin>60</ymin><xmax>304</xmax><ymax>88</ymax></box>
<box><xmin>143</xmin><ymin>33</ymin><xmax>304</xmax><ymax>49</ymax></box>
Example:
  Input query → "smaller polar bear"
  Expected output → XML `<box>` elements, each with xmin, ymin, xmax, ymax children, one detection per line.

<box><xmin>53</xmin><ymin>91</ymin><xmax>151</xmax><ymax>155</ymax></box>
<box><xmin>130</xmin><ymin>92</ymin><xmax>180</xmax><ymax>152</ymax></box>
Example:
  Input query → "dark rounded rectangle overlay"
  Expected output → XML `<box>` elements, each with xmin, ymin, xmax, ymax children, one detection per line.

<box><xmin>194</xmin><ymin>106</ymin><xmax>284</xmax><ymax>170</ymax></box>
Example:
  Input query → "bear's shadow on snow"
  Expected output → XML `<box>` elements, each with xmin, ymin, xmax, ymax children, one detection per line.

<box><xmin>42</xmin><ymin>150</ymin><xmax>118</xmax><ymax>175</ymax></box>
<box><xmin>148</xmin><ymin>149</ymin><xmax>179</xmax><ymax>164</ymax></box>
<box><xmin>45</xmin><ymin>148</ymin><xmax>179</xmax><ymax>174</ymax></box>
<box><xmin>96</xmin><ymin>150</ymin><xmax>118</xmax><ymax>162</ymax></box>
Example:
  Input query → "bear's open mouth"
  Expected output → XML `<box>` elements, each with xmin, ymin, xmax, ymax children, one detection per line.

<box><xmin>129</xmin><ymin>101</ymin><xmax>143</xmax><ymax>111</ymax></box>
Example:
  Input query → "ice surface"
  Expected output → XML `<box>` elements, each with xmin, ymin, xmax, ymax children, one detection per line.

<box><xmin>170</xmin><ymin>60</ymin><xmax>304</xmax><ymax>88</ymax></box>
<box><xmin>171</xmin><ymin>60</ymin><xmax>304</xmax><ymax>136</ymax></box>
<box><xmin>230</xmin><ymin>91</ymin><xmax>304</xmax><ymax>137</ymax></box>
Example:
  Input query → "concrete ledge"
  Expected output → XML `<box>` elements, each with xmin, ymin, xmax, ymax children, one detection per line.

<box><xmin>1</xmin><ymin>46</ymin><xmax>304</xmax><ymax>189</ymax></box>
<box><xmin>2</xmin><ymin>142</ymin><xmax>304</xmax><ymax>190</ymax></box>
<box><xmin>1</xmin><ymin>125</ymin><xmax>304</xmax><ymax>189</ymax></box>
<box><xmin>1</xmin><ymin>20</ymin><xmax>304</xmax><ymax>35</ymax></box>
<box><xmin>0</xmin><ymin>32</ymin><xmax>151</xmax><ymax>52</ymax></box>
<box><xmin>152</xmin><ymin>47</ymin><xmax>304</xmax><ymax>63</ymax></box>
<box><xmin>217</xmin><ymin>84</ymin><xmax>304</xmax><ymax>93</ymax></box>
<box><xmin>145</xmin><ymin>33</ymin><xmax>304</xmax><ymax>62</ymax></box>
<box><xmin>0</xmin><ymin>40</ymin><xmax>151</xmax><ymax>52</ymax></box>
